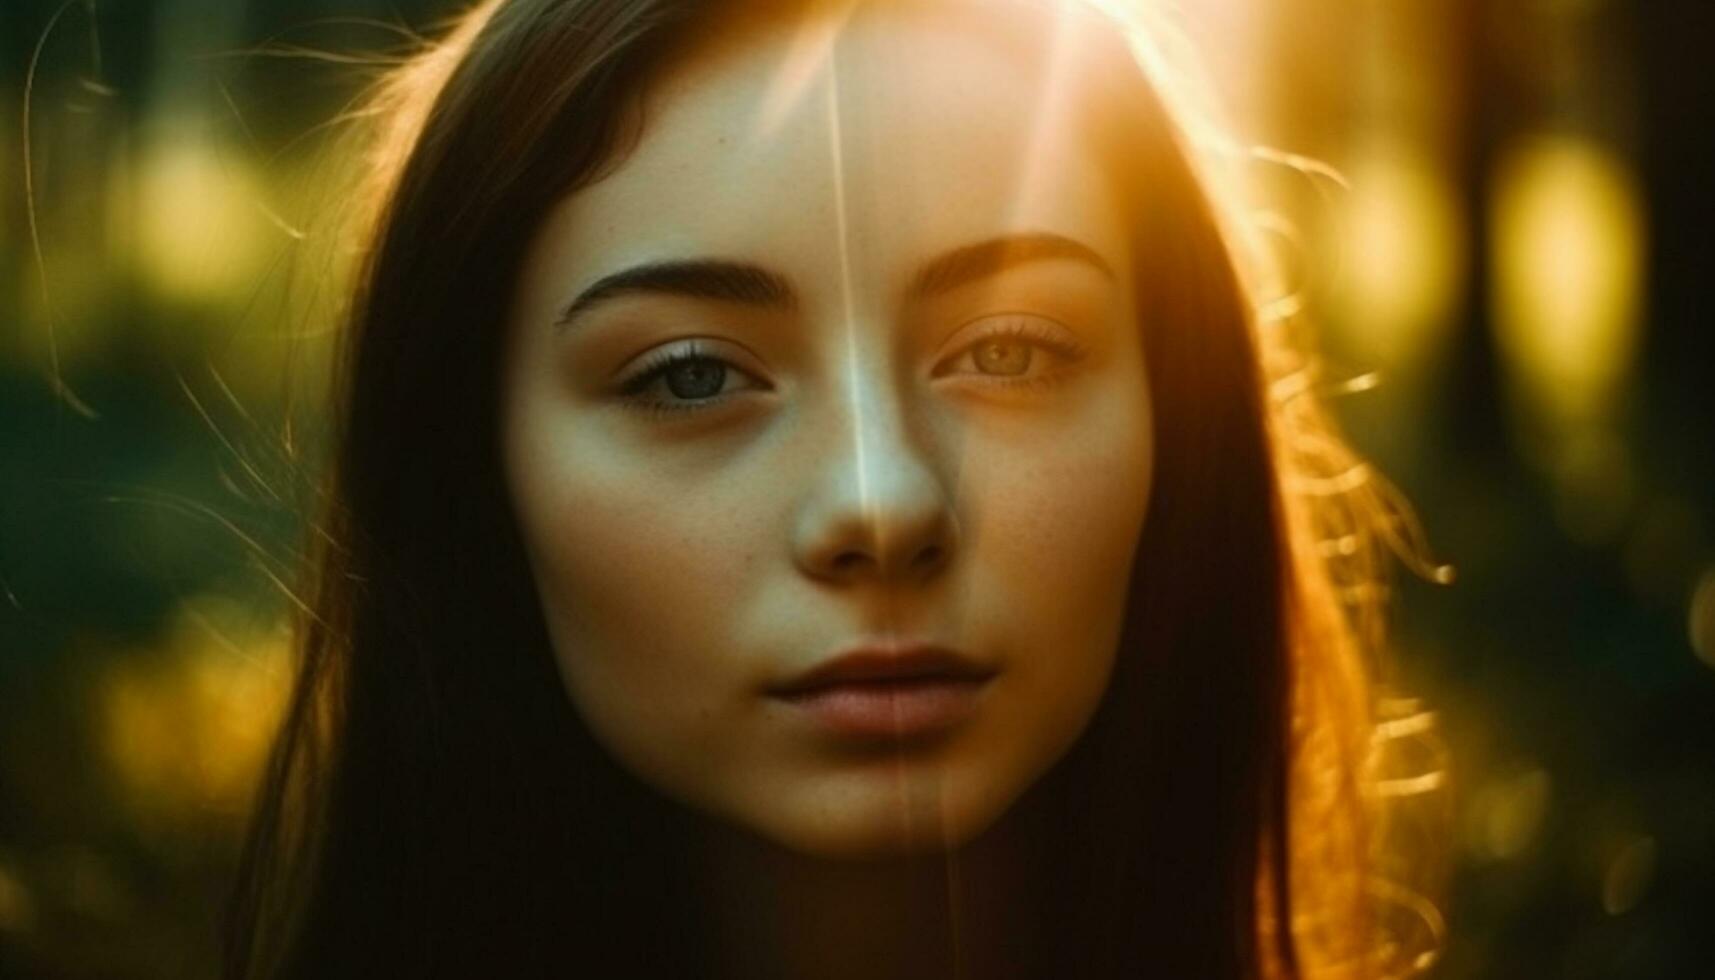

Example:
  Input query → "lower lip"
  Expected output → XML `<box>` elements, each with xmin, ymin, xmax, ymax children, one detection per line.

<box><xmin>774</xmin><ymin>676</ymin><xmax>992</xmax><ymax>740</ymax></box>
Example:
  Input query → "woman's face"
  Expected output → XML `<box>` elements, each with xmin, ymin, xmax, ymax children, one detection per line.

<box><xmin>502</xmin><ymin>0</ymin><xmax>1153</xmax><ymax>858</ymax></box>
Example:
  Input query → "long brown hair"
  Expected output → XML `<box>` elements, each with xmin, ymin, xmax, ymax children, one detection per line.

<box><xmin>227</xmin><ymin>1</ymin><xmax>1440</xmax><ymax>977</ymax></box>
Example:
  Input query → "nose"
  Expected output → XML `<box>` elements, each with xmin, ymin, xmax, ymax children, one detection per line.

<box><xmin>791</xmin><ymin>380</ymin><xmax>959</xmax><ymax>586</ymax></box>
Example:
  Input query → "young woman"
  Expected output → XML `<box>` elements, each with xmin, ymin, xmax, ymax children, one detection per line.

<box><xmin>228</xmin><ymin>0</ymin><xmax>1442</xmax><ymax>977</ymax></box>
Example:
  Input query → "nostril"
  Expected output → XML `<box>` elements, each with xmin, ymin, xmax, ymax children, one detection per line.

<box><xmin>831</xmin><ymin>551</ymin><xmax>867</xmax><ymax>572</ymax></box>
<box><xmin>914</xmin><ymin>545</ymin><xmax>944</xmax><ymax>571</ymax></box>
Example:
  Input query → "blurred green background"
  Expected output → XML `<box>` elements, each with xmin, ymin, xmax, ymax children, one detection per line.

<box><xmin>2</xmin><ymin>0</ymin><xmax>1711</xmax><ymax>977</ymax></box>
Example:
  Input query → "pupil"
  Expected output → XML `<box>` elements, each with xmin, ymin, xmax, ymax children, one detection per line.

<box><xmin>974</xmin><ymin>340</ymin><xmax>1032</xmax><ymax>376</ymax></box>
<box><xmin>665</xmin><ymin>359</ymin><xmax>726</xmax><ymax>399</ymax></box>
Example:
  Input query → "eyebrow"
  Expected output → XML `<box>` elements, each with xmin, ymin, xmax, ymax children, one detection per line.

<box><xmin>555</xmin><ymin>260</ymin><xmax>794</xmax><ymax>330</ymax></box>
<box><xmin>906</xmin><ymin>232</ymin><xmax>1117</xmax><ymax>300</ymax></box>
<box><xmin>553</xmin><ymin>231</ymin><xmax>1117</xmax><ymax>332</ymax></box>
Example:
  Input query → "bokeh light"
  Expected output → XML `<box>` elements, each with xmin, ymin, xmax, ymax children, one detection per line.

<box><xmin>1489</xmin><ymin>133</ymin><xmax>1645</xmax><ymax>430</ymax></box>
<box><xmin>132</xmin><ymin>125</ymin><xmax>273</xmax><ymax>305</ymax></box>
<box><xmin>1469</xmin><ymin>767</ymin><xmax>1553</xmax><ymax>862</ymax></box>
<box><xmin>96</xmin><ymin>597</ymin><xmax>292</xmax><ymax>825</ymax></box>
<box><xmin>1332</xmin><ymin>140</ymin><xmax>1465</xmax><ymax>377</ymax></box>
<box><xmin>1600</xmin><ymin>834</ymin><xmax>1657</xmax><ymax>917</ymax></box>
<box><xmin>1690</xmin><ymin>567</ymin><xmax>1715</xmax><ymax>670</ymax></box>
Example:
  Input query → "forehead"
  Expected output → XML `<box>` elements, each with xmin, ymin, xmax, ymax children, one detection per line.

<box><xmin>536</xmin><ymin>0</ymin><xmax>1137</xmax><ymax>300</ymax></box>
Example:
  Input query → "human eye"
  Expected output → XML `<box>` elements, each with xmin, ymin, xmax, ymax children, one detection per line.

<box><xmin>613</xmin><ymin>339</ymin><xmax>770</xmax><ymax>419</ymax></box>
<box><xmin>932</xmin><ymin>314</ymin><xmax>1090</xmax><ymax>393</ymax></box>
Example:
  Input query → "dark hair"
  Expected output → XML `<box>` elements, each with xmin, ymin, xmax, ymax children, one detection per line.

<box><xmin>227</xmin><ymin>1</ymin><xmax>1418</xmax><ymax>977</ymax></box>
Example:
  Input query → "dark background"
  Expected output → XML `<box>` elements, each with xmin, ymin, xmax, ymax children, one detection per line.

<box><xmin>2</xmin><ymin>1</ymin><xmax>1711</xmax><ymax>976</ymax></box>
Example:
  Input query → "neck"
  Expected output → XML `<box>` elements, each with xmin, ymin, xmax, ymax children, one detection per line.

<box><xmin>690</xmin><ymin>799</ymin><xmax>1052</xmax><ymax>980</ymax></box>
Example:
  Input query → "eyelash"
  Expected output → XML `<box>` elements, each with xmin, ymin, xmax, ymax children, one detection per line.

<box><xmin>614</xmin><ymin>319</ymin><xmax>1088</xmax><ymax>419</ymax></box>
<box><xmin>615</xmin><ymin>340</ymin><xmax>756</xmax><ymax>419</ymax></box>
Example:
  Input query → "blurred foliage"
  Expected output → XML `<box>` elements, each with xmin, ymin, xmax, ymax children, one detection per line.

<box><xmin>2</xmin><ymin>0</ymin><xmax>1713</xmax><ymax>977</ymax></box>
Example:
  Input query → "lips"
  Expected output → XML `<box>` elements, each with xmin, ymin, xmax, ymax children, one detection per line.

<box><xmin>768</xmin><ymin>643</ymin><xmax>997</xmax><ymax>740</ymax></box>
<box><xmin>770</xmin><ymin>644</ymin><xmax>996</xmax><ymax>694</ymax></box>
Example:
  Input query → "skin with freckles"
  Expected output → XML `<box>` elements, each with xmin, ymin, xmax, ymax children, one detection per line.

<box><xmin>501</xmin><ymin>0</ymin><xmax>1153</xmax><ymax>860</ymax></box>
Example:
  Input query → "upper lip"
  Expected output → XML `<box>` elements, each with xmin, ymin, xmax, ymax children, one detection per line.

<box><xmin>768</xmin><ymin>642</ymin><xmax>997</xmax><ymax>696</ymax></box>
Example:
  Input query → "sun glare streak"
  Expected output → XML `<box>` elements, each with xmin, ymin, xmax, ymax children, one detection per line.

<box><xmin>819</xmin><ymin>37</ymin><xmax>875</xmax><ymax>549</ymax></box>
<box><xmin>821</xmin><ymin>40</ymin><xmax>928</xmax><ymax>846</ymax></box>
<box><xmin>813</xmin><ymin>14</ymin><xmax>958</xmax><ymax>871</ymax></box>
<box><xmin>753</xmin><ymin>0</ymin><xmax>857</xmax><ymax>141</ymax></box>
<box><xmin>1005</xmin><ymin>0</ymin><xmax>1085</xmax><ymax>233</ymax></box>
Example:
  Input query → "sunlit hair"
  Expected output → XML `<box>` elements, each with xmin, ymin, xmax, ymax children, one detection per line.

<box><xmin>228</xmin><ymin>1</ymin><xmax>1449</xmax><ymax>977</ymax></box>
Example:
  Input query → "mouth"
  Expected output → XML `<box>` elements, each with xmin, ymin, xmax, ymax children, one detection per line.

<box><xmin>767</xmin><ymin>644</ymin><xmax>998</xmax><ymax>740</ymax></box>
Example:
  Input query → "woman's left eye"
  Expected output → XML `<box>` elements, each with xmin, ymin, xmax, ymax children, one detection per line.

<box><xmin>934</xmin><ymin>317</ymin><xmax>1089</xmax><ymax>389</ymax></box>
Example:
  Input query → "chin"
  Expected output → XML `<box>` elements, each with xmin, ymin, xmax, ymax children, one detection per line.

<box><xmin>751</xmin><ymin>782</ymin><xmax>1012</xmax><ymax>861</ymax></box>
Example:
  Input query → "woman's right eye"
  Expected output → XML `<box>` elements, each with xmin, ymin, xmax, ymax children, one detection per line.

<box><xmin>615</xmin><ymin>342</ymin><xmax>768</xmax><ymax>418</ymax></box>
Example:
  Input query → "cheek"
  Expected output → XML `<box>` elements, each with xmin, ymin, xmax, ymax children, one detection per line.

<box><xmin>979</xmin><ymin>393</ymin><xmax>1152</xmax><ymax>647</ymax></box>
<box><xmin>502</xmin><ymin>422</ymin><xmax>764</xmax><ymax>785</ymax></box>
<box><xmin>966</xmin><ymin>387</ymin><xmax>1153</xmax><ymax>752</ymax></box>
